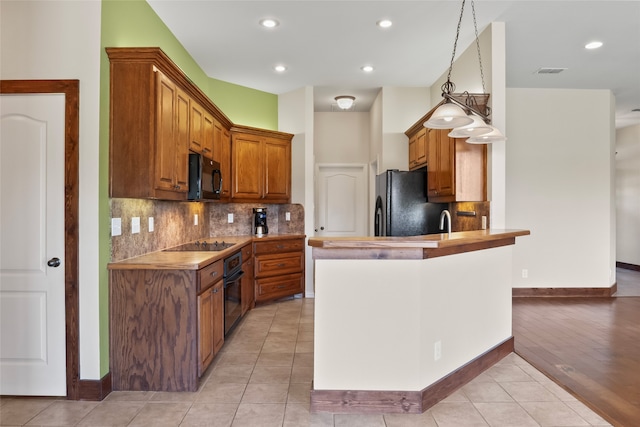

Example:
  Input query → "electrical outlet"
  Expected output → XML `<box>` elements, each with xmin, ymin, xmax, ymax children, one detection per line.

<box><xmin>522</xmin><ymin>269</ymin><xmax>528</xmax><ymax>279</ymax></box>
<box><xmin>194</xmin><ymin>214</ymin><xmax>198</xmax><ymax>226</ymax></box>
<box><xmin>111</xmin><ymin>218</ymin><xmax>122</xmax><ymax>236</ymax></box>
<box><xmin>131</xmin><ymin>217</ymin><xmax>140</xmax><ymax>234</ymax></box>
<box><xmin>481</xmin><ymin>215</ymin><xmax>487</xmax><ymax>229</ymax></box>
<box><xmin>434</xmin><ymin>341</ymin><xmax>442</xmax><ymax>361</ymax></box>
<box><xmin>285</xmin><ymin>212</ymin><xmax>291</xmax><ymax>221</ymax></box>
<box><xmin>148</xmin><ymin>217</ymin><xmax>154</xmax><ymax>232</ymax></box>
<box><xmin>228</xmin><ymin>213</ymin><xmax>234</xmax><ymax>223</ymax></box>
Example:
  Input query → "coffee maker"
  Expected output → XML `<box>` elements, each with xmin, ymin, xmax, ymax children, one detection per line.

<box><xmin>253</xmin><ymin>207</ymin><xmax>268</xmax><ymax>236</ymax></box>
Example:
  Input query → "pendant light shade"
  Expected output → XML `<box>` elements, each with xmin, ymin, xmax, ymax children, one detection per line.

<box><xmin>424</xmin><ymin>102</ymin><xmax>474</xmax><ymax>129</ymax></box>
<box><xmin>466</xmin><ymin>126</ymin><xmax>507</xmax><ymax>144</ymax></box>
<box><xmin>448</xmin><ymin>114</ymin><xmax>493</xmax><ymax>138</ymax></box>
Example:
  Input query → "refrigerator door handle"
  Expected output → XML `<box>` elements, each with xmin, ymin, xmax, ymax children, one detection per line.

<box><xmin>374</xmin><ymin>196</ymin><xmax>383</xmax><ymax>236</ymax></box>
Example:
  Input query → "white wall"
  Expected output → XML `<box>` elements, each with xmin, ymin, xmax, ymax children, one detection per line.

<box><xmin>507</xmin><ymin>88</ymin><xmax>616</xmax><ymax>288</ymax></box>
<box><xmin>616</xmin><ymin>124</ymin><xmax>640</xmax><ymax>265</ymax></box>
<box><xmin>314</xmin><ymin>112</ymin><xmax>370</xmax><ymax>164</ymax></box>
<box><xmin>380</xmin><ymin>87</ymin><xmax>431</xmax><ymax>172</ymax></box>
<box><xmin>1</xmin><ymin>0</ymin><xmax>103</xmax><ymax>379</ymax></box>
<box><xmin>279</xmin><ymin>87</ymin><xmax>316</xmax><ymax>297</ymax></box>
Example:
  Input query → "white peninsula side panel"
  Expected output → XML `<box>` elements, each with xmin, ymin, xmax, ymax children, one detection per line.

<box><xmin>313</xmin><ymin>245</ymin><xmax>513</xmax><ymax>391</ymax></box>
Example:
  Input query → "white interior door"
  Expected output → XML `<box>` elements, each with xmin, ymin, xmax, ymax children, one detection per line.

<box><xmin>315</xmin><ymin>164</ymin><xmax>367</xmax><ymax>237</ymax></box>
<box><xmin>0</xmin><ymin>93</ymin><xmax>67</xmax><ymax>395</ymax></box>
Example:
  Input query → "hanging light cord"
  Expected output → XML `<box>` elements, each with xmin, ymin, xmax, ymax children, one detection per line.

<box><xmin>471</xmin><ymin>0</ymin><xmax>486</xmax><ymax>94</ymax></box>
<box><xmin>440</xmin><ymin>0</ymin><xmax>491</xmax><ymax>121</ymax></box>
<box><xmin>443</xmin><ymin>0</ymin><xmax>486</xmax><ymax>95</ymax></box>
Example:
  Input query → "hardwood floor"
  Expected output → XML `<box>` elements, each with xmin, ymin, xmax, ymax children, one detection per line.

<box><xmin>513</xmin><ymin>287</ymin><xmax>640</xmax><ymax>426</ymax></box>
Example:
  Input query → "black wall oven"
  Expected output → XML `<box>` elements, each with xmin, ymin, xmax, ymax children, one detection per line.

<box><xmin>223</xmin><ymin>251</ymin><xmax>244</xmax><ymax>335</ymax></box>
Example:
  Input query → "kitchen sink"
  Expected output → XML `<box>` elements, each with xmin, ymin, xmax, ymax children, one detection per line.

<box><xmin>164</xmin><ymin>240</ymin><xmax>235</xmax><ymax>252</ymax></box>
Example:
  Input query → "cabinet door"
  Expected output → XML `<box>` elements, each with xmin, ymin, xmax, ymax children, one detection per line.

<box><xmin>426</xmin><ymin>128</ymin><xmax>439</xmax><ymax>198</ymax></box>
<box><xmin>155</xmin><ymin>71</ymin><xmax>178</xmax><ymax>192</ymax></box>
<box><xmin>436</xmin><ymin>130</ymin><xmax>455</xmax><ymax>198</ymax></box>
<box><xmin>220</xmin><ymin>128</ymin><xmax>231</xmax><ymax>200</ymax></box>
<box><xmin>409</xmin><ymin>128</ymin><xmax>427</xmax><ymax>170</ymax></box>
<box><xmin>415</xmin><ymin>128</ymin><xmax>428</xmax><ymax>167</ymax></box>
<box><xmin>197</xmin><ymin>289</ymin><xmax>214</xmax><ymax>377</ymax></box>
<box><xmin>154</xmin><ymin>71</ymin><xmax>188</xmax><ymax>194</ymax></box>
<box><xmin>202</xmin><ymin>112</ymin><xmax>215</xmax><ymax>157</ymax></box>
<box><xmin>231</xmin><ymin>133</ymin><xmax>263</xmax><ymax>200</ymax></box>
<box><xmin>175</xmin><ymin>88</ymin><xmax>190</xmax><ymax>192</ymax></box>
<box><xmin>212</xmin><ymin>282</ymin><xmax>224</xmax><ymax>355</ymax></box>
<box><xmin>189</xmin><ymin>100</ymin><xmax>204</xmax><ymax>153</ymax></box>
<box><xmin>263</xmin><ymin>137</ymin><xmax>291</xmax><ymax>202</ymax></box>
<box><xmin>408</xmin><ymin>134</ymin><xmax>417</xmax><ymax>169</ymax></box>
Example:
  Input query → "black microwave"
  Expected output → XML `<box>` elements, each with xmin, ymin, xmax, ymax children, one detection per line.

<box><xmin>188</xmin><ymin>153</ymin><xmax>222</xmax><ymax>201</ymax></box>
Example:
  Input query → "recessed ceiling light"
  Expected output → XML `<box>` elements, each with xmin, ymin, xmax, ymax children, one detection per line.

<box><xmin>260</xmin><ymin>18</ymin><xmax>279</xmax><ymax>28</ymax></box>
<box><xmin>274</xmin><ymin>65</ymin><xmax>287</xmax><ymax>72</ymax></box>
<box><xmin>377</xmin><ymin>19</ymin><xmax>392</xmax><ymax>28</ymax></box>
<box><xmin>585</xmin><ymin>41</ymin><xmax>603</xmax><ymax>49</ymax></box>
<box><xmin>361</xmin><ymin>65</ymin><xmax>374</xmax><ymax>73</ymax></box>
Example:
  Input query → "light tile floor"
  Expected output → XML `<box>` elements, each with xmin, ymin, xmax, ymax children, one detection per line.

<box><xmin>1</xmin><ymin>298</ymin><xmax>611</xmax><ymax>426</ymax></box>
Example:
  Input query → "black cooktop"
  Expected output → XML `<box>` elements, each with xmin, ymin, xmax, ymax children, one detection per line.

<box><xmin>164</xmin><ymin>240</ymin><xmax>235</xmax><ymax>252</ymax></box>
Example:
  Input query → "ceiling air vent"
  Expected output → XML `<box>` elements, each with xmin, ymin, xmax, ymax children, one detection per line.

<box><xmin>535</xmin><ymin>68</ymin><xmax>567</xmax><ymax>74</ymax></box>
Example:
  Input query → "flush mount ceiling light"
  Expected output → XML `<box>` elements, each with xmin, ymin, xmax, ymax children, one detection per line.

<box><xmin>585</xmin><ymin>41</ymin><xmax>603</xmax><ymax>49</ymax></box>
<box><xmin>424</xmin><ymin>0</ymin><xmax>506</xmax><ymax>143</ymax></box>
<box><xmin>335</xmin><ymin>96</ymin><xmax>355</xmax><ymax>110</ymax></box>
<box><xmin>259</xmin><ymin>18</ymin><xmax>279</xmax><ymax>28</ymax></box>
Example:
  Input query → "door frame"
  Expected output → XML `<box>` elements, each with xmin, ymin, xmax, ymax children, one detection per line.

<box><xmin>0</xmin><ymin>80</ymin><xmax>84</xmax><ymax>399</ymax></box>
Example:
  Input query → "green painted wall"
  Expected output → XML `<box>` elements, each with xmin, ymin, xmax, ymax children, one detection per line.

<box><xmin>99</xmin><ymin>0</ymin><xmax>277</xmax><ymax>375</ymax></box>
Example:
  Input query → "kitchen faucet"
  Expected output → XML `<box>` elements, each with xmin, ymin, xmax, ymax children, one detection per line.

<box><xmin>440</xmin><ymin>210</ymin><xmax>451</xmax><ymax>235</ymax></box>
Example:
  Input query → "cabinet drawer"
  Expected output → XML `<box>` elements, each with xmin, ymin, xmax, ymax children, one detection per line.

<box><xmin>255</xmin><ymin>273</ymin><xmax>304</xmax><ymax>302</ymax></box>
<box><xmin>254</xmin><ymin>238</ymin><xmax>304</xmax><ymax>255</ymax></box>
<box><xmin>198</xmin><ymin>260</ymin><xmax>223</xmax><ymax>293</ymax></box>
<box><xmin>255</xmin><ymin>252</ymin><xmax>303</xmax><ymax>278</ymax></box>
<box><xmin>241</xmin><ymin>242</ymin><xmax>253</xmax><ymax>261</ymax></box>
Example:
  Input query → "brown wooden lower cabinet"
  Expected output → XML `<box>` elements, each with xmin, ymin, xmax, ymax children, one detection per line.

<box><xmin>254</xmin><ymin>238</ymin><xmax>305</xmax><ymax>303</ymax></box>
<box><xmin>109</xmin><ymin>259</ymin><xmax>224</xmax><ymax>392</ymax></box>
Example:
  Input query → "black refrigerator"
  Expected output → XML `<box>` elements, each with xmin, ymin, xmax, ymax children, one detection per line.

<box><xmin>374</xmin><ymin>169</ymin><xmax>446</xmax><ymax>236</ymax></box>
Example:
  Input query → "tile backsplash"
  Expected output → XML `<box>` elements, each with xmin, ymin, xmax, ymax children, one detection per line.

<box><xmin>110</xmin><ymin>199</ymin><xmax>304</xmax><ymax>262</ymax></box>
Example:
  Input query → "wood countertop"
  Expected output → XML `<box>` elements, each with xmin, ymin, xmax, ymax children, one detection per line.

<box><xmin>108</xmin><ymin>234</ymin><xmax>306</xmax><ymax>270</ymax></box>
<box><xmin>308</xmin><ymin>229</ymin><xmax>530</xmax><ymax>260</ymax></box>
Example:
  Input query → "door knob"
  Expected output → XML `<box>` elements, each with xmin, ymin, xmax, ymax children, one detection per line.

<box><xmin>47</xmin><ymin>257</ymin><xmax>61</xmax><ymax>267</ymax></box>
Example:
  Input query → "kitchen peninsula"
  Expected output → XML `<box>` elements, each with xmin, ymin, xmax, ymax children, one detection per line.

<box><xmin>308</xmin><ymin>229</ymin><xmax>529</xmax><ymax>414</ymax></box>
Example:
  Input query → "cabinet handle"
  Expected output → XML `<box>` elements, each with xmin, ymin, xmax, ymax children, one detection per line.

<box><xmin>213</xmin><ymin>288</ymin><xmax>219</xmax><ymax>294</ymax></box>
<box><xmin>277</xmin><ymin>263</ymin><xmax>285</xmax><ymax>268</ymax></box>
<box><xmin>211</xmin><ymin>271</ymin><xmax>218</xmax><ymax>277</ymax></box>
<box><xmin>276</xmin><ymin>244</ymin><xmax>284</xmax><ymax>249</ymax></box>
<box><xmin>277</xmin><ymin>285</ymin><xmax>286</xmax><ymax>289</ymax></box>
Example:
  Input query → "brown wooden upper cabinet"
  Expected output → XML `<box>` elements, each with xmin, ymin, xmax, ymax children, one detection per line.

<box><xmin>230</xmin><ymin>127</ymin><xmax>293</xmax><ymax>203</ymax></box>
<box><xmin>408</xmin><ymin>127</ymin><xmax>428</xmax><ymax>170</ymax></box>
<box><xmin>107</xmin><ymin>47</ymin><xmax>233</xmax><ymax>201</ymax></box>
<box><xmin>189</xmin><ymin>99</ymin><xmax>215</xmax><ymax>157</ymax></box>
<box><xmin>406</xmin><ymin>110</ymin><xmax>487</xmax><ymax>203</ymax></box>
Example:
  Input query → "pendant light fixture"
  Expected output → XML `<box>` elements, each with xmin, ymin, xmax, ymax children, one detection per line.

<box><xmin>424</xmin><ymin>0</ymin><xmax>506</xmax><ymax>143</ymax></box>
